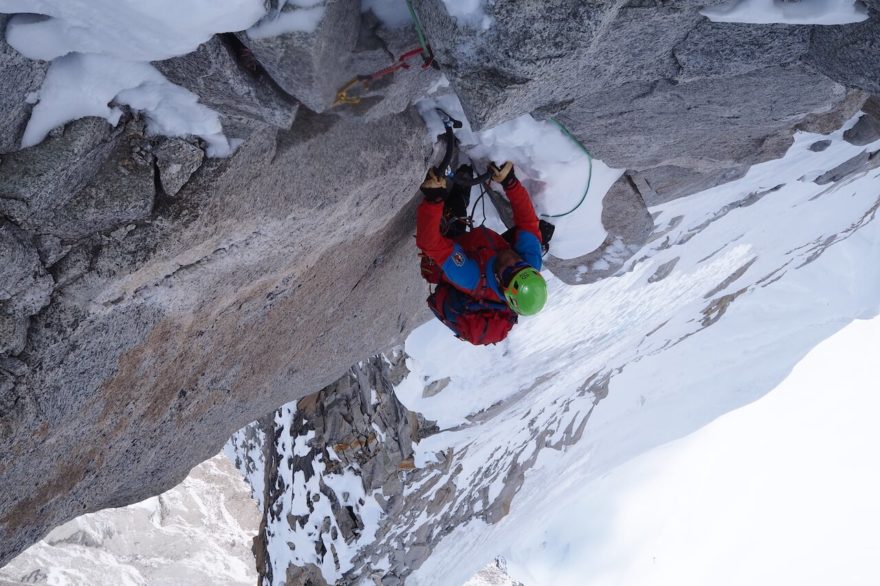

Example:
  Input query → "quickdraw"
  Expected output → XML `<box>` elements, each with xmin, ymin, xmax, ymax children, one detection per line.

<box><xmin>334</xmin><ymin>46</ymin><xmax>434</xmax><ymax>107</ymax></box>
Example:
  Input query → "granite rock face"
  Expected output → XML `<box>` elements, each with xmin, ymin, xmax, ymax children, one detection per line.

<box><xmin>0</xmin><ymin>101</ymin><xmax>430</xmax><ymax>564</ymax></box>
<box><xmin>0</xmin><ymin>15</ymin><xmax>47</xmax><ymax>154</ymax></box>
<box><xmin>807</xmin><ymin>15</ymin><xmax>880</xmax><ymax>95</ymax></box>
<box><xmin>238</xmin><ymin>0</ymin><xmax>362</xmax><ymax>112</ymax></box>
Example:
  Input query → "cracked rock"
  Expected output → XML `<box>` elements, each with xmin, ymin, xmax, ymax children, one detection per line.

<box><xmin>238</xmin><ymin>0</ymin><xmax>360</xmax><ymax>112</ymax></box>
<box><xmin>154</xmin><ymin>36</ymin><xmax>298</xmax><ymax>138</ymax></box>
<box><xmin>154</xmin><ymin>138</ymin><xmax>204</xmax><ymax>196</ymax></box>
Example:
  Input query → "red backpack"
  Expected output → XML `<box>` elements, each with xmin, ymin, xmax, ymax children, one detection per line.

<box><xmin>426</xmin><ymin>281</ymin><xmax>518</xmax><ymax>346</ymax></box>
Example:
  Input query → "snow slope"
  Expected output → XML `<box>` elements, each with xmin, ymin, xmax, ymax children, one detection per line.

<box><xmin>398</xmin><ymin>113</ymin><xmax>880</xmax><ymax>584</ymax></box>
<box><xmin>499</xmin><ymin>313</ymin><xmax>880</xmax><ymax>586</ymax></box>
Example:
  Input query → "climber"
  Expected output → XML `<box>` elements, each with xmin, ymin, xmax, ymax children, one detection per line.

<box><xmin>416</xmin><ymin>160</ymin><xmax>548</xmax><ymax>345</ymax></box>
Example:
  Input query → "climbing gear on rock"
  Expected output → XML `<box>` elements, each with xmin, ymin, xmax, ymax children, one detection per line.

<box><xmin>334</xmin><ymin>0</ymin><xmax>434</xmax><ymax>107</ymax></box>
<box><xmin>334</xmin><ymin>47</ymin><xmax>433</xmax><ymax>106</ymax></box>
<box><xmin>503</xmin><ymin>267</ymin><xmax>548</xmax><ymax>316</ymax></box>
<box><xmin>490</xmin><ymin>161</ymin><xmax>517</xmax><ymax>188</ymax></box>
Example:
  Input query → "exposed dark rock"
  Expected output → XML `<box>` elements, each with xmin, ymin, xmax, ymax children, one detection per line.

<box><xmin>241</xmin><ymin>351</ymin><xmax>434</xmax><ymax>584</ymax></box>
<box><xmin>237</xmin><ymin>0</ymin><xmax>360</xmax><ymax>113</ymax></box>
<box><xmin>154</xmin><ymin>138</ymin><xmax>204</xmax><ymax>196</ymax></box>
<box><xmin>543</xmin><ymin>174</ymin><xmax>653</xmax><ymax>285</ymax></box>
<box><xmin>807</xmin><ymin>17</ymin><xmax>880</xmax><ymax>95</ymax></box>
<box><xmin>154</xmin><ymin>36</ymin><xmax>298</xmax><ymax>138</ymax></box>
<box><xmin>631</xmin><ymin>164</ymin><xmax>749</xmax><ymax>206</ymax></box>
<box><xmin>814</xmin><ymin>149</ymin><xmax>880</xmax><ymax>184</ymax></box>
<box><xmin>0</xmin><ymin>15</ymin><xmax>48</xmax><ymax>154</ymax></box>
<box><xmin>809</xmin><ymin>140</ymin><xmax>832</xmax><ymax>152</ymax></box>
<box><xmin>843</xmin><ymin>97</ymin><xmax>880</xmax><ymax>146</ymax></box>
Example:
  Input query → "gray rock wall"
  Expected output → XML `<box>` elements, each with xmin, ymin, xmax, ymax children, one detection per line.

<box><xmin>0</xmin><ymin>100</ymin><xmax>431</xmax><ymax>564</ymax></box>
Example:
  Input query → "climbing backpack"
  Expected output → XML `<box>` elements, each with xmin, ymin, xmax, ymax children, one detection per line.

<box><xmin>427</xmin><ymin>282</ymin><xmax>518</xmax><ymax>346</ymax></box>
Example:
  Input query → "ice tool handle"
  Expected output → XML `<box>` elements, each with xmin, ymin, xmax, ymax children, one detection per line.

<box><xmin>435</xmin><ymin>108</ymin><xmax>493</xmax><ymax>187</ymax></box>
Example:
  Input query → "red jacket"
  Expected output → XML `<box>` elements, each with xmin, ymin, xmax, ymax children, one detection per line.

<box><xmin>416</xmin><ymin>179</ymin><xmax>543</xmax><ymax>302</ymax></box>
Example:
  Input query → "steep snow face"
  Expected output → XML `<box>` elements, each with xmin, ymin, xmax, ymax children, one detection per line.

<box><xmin>497</xmin><ymin>313</ymin><xmax>880</xmax><ymax>586</ymax></box>
<box><xmin>0</xmin><ymin>455</ymin><xmax>259</xmax><ymax>586</ymax></box>
<box><xmin>396</xmin><ymin>114</ymin><xmax>880</xmax><ymax>583</ymax></box>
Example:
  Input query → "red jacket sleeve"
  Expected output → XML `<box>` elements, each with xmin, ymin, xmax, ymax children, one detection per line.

<box><xmin>505</xmin><ymin>179</ymin><xmax>542</xmax><ymax>241</ymax></box>
<box><xmin>416</xmin><ymin>199</ymin><xmax>454</xmax><ymax>265</ymax></box>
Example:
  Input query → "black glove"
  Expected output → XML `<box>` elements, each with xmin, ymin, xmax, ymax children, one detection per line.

<box><xmin>420</xmin><ymin>168</ymin><xmax>449</xmax><ymax>203</ymax></box>
<box><xmin>490</xmin><ymin>161</ymin><xmax>517</xmax><ymax>188</ymax></box>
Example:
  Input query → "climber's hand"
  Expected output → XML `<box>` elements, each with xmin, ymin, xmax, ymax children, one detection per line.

<box><xmin>490</xmin><ymin>161</ymin><xmax>517</xmax><ymax>188</ymax></box>
<box><xmin>421</xmin><ymin>168</ymin><xmax>449</xmax><ymax>203</ymax></box>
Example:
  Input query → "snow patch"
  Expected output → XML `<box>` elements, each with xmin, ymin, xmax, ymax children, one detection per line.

<box><xmin>1</xmin><ymin>0</ymin><xmax>266</xmax><ymax>153</ymax></box>
<box><xmin>247</xmin><ymin>0</ymin><xmax>327</xmax><ymax>38</ymax></box>
<box><xmin>439</xmin><ymin>0</ymin><xmax>493</xmax><ymax>29</ymax></box>
<box><xmin>702</xmin><ymin>0</ymin><xmax>868</xmax><ymax>25</ymax></box>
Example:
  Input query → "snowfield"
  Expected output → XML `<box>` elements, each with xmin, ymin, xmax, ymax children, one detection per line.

<box><xmin>398</xmin><ymin>112</ymin><xmax>880</xmax><ymax>584</ymax></box>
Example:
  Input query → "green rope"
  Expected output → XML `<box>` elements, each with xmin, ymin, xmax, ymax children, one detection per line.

<box><xmin>542</xmin><ymin>118</ymin><xmax>593</xmax><ymax>219</ymax></box>
<box><xmin>405</xmin><ymin>0</ymin><xmax>433</xmax><ymax>62</ymax></box>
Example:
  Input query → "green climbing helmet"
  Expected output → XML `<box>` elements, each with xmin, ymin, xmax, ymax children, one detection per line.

<box><xmin>503</xmin><ymin>267</ymin><xmax>548</xmax><ymax>316</ymax></box>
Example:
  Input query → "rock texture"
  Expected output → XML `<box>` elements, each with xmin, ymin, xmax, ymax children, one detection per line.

<box><xmin>238</xmin><ymin>0</ymin><xmax>362</xmax><ymax>113</ymax></box>
<box><xmin>0</xmin><ymin>15</ymin><xmax>47</xmax><ymax>154</ymax></box>
<box><xmin>0</xmin><ymin>99</ymin><xmax>430</xmax><ymax>564</ymax></box>
<box><xmin>154</xmin><ymin>36</ymin><xmax>298</xmax><ymax>139</ymax></box>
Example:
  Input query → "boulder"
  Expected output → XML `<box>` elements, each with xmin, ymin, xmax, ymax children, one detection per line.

<box><xmin>0</xmin><ymin>15</ymin><xmax>48</xmax><ymax>154</ymax></box>
<box><xmin>0</xmin><ymin>117</ymin><xmax>121</xmax><ymax>228</ymax></box>
<box><xmin>543</xmin><ymin>174</ymin><xmax>653</xmax><ymax>285</ymax></box>
<box><xmin>0</xmin><ymin>221</ymin><xmax>53</xmax><ymax>356</ymax></box>
<box><xmin>237</xmin><ymin>0</ymin><xmax>361</xmax><ymax>112</ymax></box>
<box><xmin>843</xmin><ymin>97</ymin><xmax>880</xmax><ymax>146</ymax></box>
<box><xmin>551</xmin><ymin>65</ymin><xmax>846</xmax><ymax>171</ymax></box>
<box><xmin>154</xmin><ymin>36</ymin><xmax>298</xmax><ymax>138</ymax></box>
<box><xmin>154</xmin><ymin>138</ymin><xmax>205</xmax><ymax>196</ymax></box>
